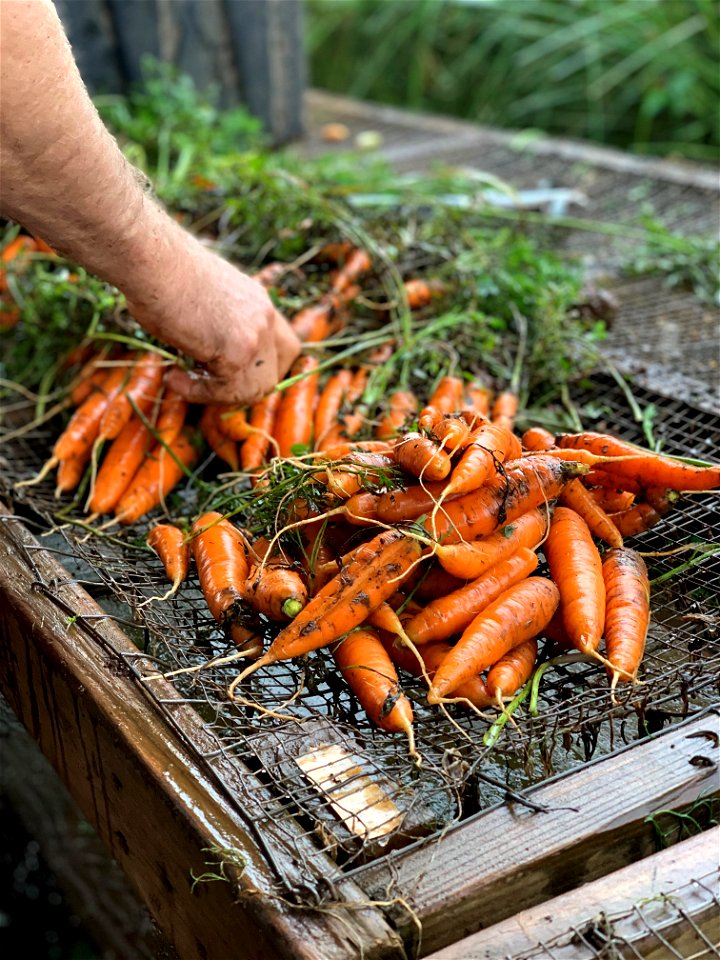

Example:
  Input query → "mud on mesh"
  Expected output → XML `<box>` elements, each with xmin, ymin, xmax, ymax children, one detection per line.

<box><xmin>1</xmin><ymin>372</ymin><xmax>718</xmax><ymax>883</ymax></box>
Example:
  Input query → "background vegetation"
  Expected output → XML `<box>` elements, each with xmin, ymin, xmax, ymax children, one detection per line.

<box><xmin>306</xmin><ymin>0</ymin><xmax>720</xmax><ymax>163</ymax></box>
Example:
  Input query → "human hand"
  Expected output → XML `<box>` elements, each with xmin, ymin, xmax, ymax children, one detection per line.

<box><xmin>125</xmin><ymin>230</ymin><xmax>301</xmax><ymax>405</ymax></box>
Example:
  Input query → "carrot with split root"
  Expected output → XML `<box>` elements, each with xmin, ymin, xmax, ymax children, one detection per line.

<box><xmin>427</xmin><ymin>577</ymin><xmax>559</xmax><ymax>702</ymax></box>
<box><xmin>602</xmin><ymin>548</ymin><xmax>650</xmax><ymax>692</ymax></box>
<box><xmin>544</xmin><ymin>506</ymin><xmax>605</xmax><ymax>655</ymax></box>
<box><xmin>147</xmin><ymin>524</ymin><xmax>190</xmax><ymax>598</ymax></box>
<box><xmin>435</xmin><ymin>507</ymin><xmax>548</xmax><ymax>580</ymax></box>
<box><xmin>404</xmin><ymin>547</ymin><xmax>539</xmax><ymax>645</ymax></box>
<box><xmin>332</xmin><ymin>628</ymin><xmax>416</xmax><ymax>754</ymax></box>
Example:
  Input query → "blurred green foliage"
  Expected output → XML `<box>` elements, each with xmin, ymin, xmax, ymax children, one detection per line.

<box><xmin>307</xmin><ymin>0</ymin><xmax>720</xmax><ymax>161</ymax></box>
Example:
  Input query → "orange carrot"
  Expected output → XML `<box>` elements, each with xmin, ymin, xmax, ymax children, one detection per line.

<box><xmin>200</xmin><ymin>406</ymin><xmax>239</xmax><ymax>471</ymax></box>
<box><xmin>430</xmin><ymin>415</ymin><xmax>472</xmax><ymax>454</ymax></box>
<box><xmin>412</xmin><ymin>564</ymin><xmax>467</xmax><ymax>600</ymax></box>
<box><xmin>435</xmin><ymin>507</ymin><xmax>548</xmax><ymax>580</ymax></box>
<box><xmin>491</xmin><ymin>390</ymin><xmax>518</xmax><ymax>432</ymax></box>
<box><xmin>427</xmin><ymin>577</ymin><xmax>559</xmax><ymax>702</ymax></box>
<box><xmin>602</xmin><ymin>548</ymin><xmax>650</xmax><ymax>689</ymax></box>
<box><xmin>330</xmin><ymin>248</ymin><xmax>372</xmax><ymax>292</ymax></box>
<box><xmin>420</xmin><ymin>376</ymin><xmax>464</xmax><ymax>424</ymax></box>
<box><xmin>55</xmin><ymin>454</ymin><xmax>90</xmax><ymax>496</ymax></box>
<box><xmin>559</xmin><ymin>478</ymin><xmax>623</xmax><ymax>549</ymax></box>
<box><xmin>243</xmin><ymin>529</ymin><xmax>422</xmax><ymax>668</ymax></box>
<box><xmin>404</xmin><ymin>547</ymin><xmax>539</xmax><ymax>645</ymax></box>
<box><xmin>556</xmin><ymin>432</ymin><xmax>720</xmax><ymax>491</ymax></box>
<box><xmin>97</xmin><ymin>352</ymin><xmax>165</xmax><ymax>442</ymax></box>
<box><xmin>314</xmin><ymin>369</ymin><xmax>353</xmax><ymax>449</ymax></box>
<box><xmin>521</xmin><ymin>426</ymin><xmax>556</xmax><ymax>451</ymax></box>
<box><xmin>544</xmin><ymin>506</ymin><xmax>605</xmax><ymax>654</ymax></box>
<box><xmin>608</xmin><ymin>495</ymin><xmax>679</xmax><ymax>538</ymax></box>
<box><xmin>53</xmin><ymin>365</ymin><xmax>128</xmax><ymax>462</ymax></box>
<box><xmin>444</xmin><ymin>421</ymin><xmax>522</xmax><ymax>497</ymax></box>
<box><xmin>588</xmin><ymin>487</ymin><xmax>635</xmax><ymax>513</ymax></box>
<box><xmin>373</xmin><ymin>480</ymin><xmax>455</xmax><ymax>523</ymax></box>
<box><xmin>290</xmin><ymin>300</ymin><xmax>337</xmax><ymax>343</ymax></box>
<box><xmin>274</xmin><ymin>355</ymin><xmax>320</xmax><ymax>457</ymax></box>
<box><xmin>115</xmin><ymin>430</ymin><xmax>198</xmax><ymax>525</ymax></box>
<box><xmin>241</xmin><ymin>390</ymin><xmax>282</xmax><ymax>472</ymax></box>
<box><xmin>147</xmin><ymin>523</ymin><xmax>190</xmax><ymax>591</ymax></box>
<box><xmin>403</xmin><ymin>278</ymin><xmax>446</xmax><ymax>310</ymax></box>
<box><xmin>426</xmin><ymin>455</ymin><xmax>588</xmax><ymax>544</ymax></box>
<box><xmin>87</xmin><ymin>413</ymin><xmax>153</xmax><ymax>515</ymax></box>
<box><xmin>332</xmin><ymin>628</ymin><xmax>415</xmax><ymax>744</ymax></box>
<box><xmin>217</xmin><ymin>405</ymin><xmax>252</xmax><ymax>442</ymax></box>
<box><xmin>465</xmin><ymin>380</ymin><xmax>492</xmax><ymax>416</ymax></box>
<box><xmin>486</xmin><ymin>637</ymin><xmax>538</xmax><ymax>703</ymax></box>
<box><xmin>154</xmin><ymin>387</ymin><xmax>189</xmax><ymax>446</ymax></box>
<box><xmin>191</xmin><ymin>511</ymin><xmax>250</xmax><ymax>624</ymax></box>
<box><xmin>242</xmin><ymin>565</ymin><xmax>308</xmax><ymax>620</ymax></box>
<box><xmin>394</xmin><ymin>432</ymin><xmax>452</xmax><ymax>482</ymax></box>
<box><xmin>375</xmin><ymin>390</ymin><xmax>418</xmax><ymax>440</ymax></box>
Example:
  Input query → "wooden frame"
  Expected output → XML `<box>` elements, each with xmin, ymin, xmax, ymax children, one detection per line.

<box><xmin>1</xmin><ymin>502</ymin><xmax>718</xmax><ymax>959</ymax></box>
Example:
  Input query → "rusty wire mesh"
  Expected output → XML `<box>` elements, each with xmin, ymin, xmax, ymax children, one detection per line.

<box><xmin>1</xmin><ymin>370</ymin><xmax>718</xmax><ymax>880</ymax></box>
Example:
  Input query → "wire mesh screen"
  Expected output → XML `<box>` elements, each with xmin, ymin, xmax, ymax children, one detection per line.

<box><xmin>509</xmin><ymin>871</ymin><xmax>720</xmax><ymax>960</ymax></box>
<box><xmin>1</xmin><ymin>371</ymin><xmax>718</xmax><ymax>881</ymax></box>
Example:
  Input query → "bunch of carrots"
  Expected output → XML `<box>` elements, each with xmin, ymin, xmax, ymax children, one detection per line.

<box><xmin>142</xmin><ymin>369</ymin><xmax>720</xmax><ymax>755</ymax></box>
<box><xmin>15</xmin><ymin>242</ymin><xmax>720</xmax><ymax>753</ymax></box>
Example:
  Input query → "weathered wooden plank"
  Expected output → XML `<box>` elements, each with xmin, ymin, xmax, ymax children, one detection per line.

<box><xmin>0</xmin><ymin>507</ymin><xmax>405</xmax><ymax>960</ymax></box>
<box><xmin>224</xmin><ymin>0</ymin><xmax>306</xmax><ymax>143</ymax></box>
<box><xmin>349</xmin><ymin>709</ymin><xmax>719</xmax><ymax>956</ymax></box>
<box><xmin>425</xmin><ymin>826</ymin><xmax>719</xmax><ymax>959</ymax></box>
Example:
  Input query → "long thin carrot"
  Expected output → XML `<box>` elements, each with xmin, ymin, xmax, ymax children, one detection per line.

<box><xmin>314</xmin><ymin>369</ymin><xmax>353</xmax><ymax>450</ymax></box>
<box><xmin>53</xmin><ymin>365</ymin><xmax>128</xmax><ymax>462</ymax></box>
<box><xmin>556</xmin><ymin>432</ymin><xmax>720</xmax><ymax>491</ymax></box>
<box><xmin>426</xmin><ymin>455</ymin><xmax>588</xmax><ymax>544</ymax></box>
<box><xmin>544</xmin><ymin>506</ymin><xmax>605</xmax><ymax>655</ymax></box>
<box><xmin>435</xmin><ymin>507</ymin><xmax>548</xmax><ymax>580</ymax></box>
<box><xmin>427</xmin><ymin>577</ymin><xmax>559</xmax><ymax>702</ymax></box>
<box><xmin>241</xmin><ymin>390</ymin><xmax>282</xmax><ymax>472</ymax></box>
<box><xmin>602</xmin><ymin>548</ymin><xmax>650</xmax><ymax>691</ymax></box>
<box><xmin>330</xmin><ymin>248</ymin><xmax>372</xmax><ymax>292</ymax></box>
<box><xmin>55</xmin><ymin>454</ymin><xmax>91</xmax><ymax>496</ymax></box>
<box><xmin>115</xmin><ymin>430</ymin><xmax>198</xmax><ymax>525</ymax></box>
<box><xmin>154</xmin><ymin>387</ymin><xmax>189</xmax><ymax>445</ymax></box>
<box><xmin>404</xmin><ymin>547</ymin><xmax>539</xmax><ymax>645</ymax></box>
<box><xmin>231</xmin><ymin>528</ymin><xmax>423</xmax><ymax>680</ymax></box>
<box><xmin>332</xmin><ymin>628</ymin><xmax>415</xmax><ymax>749</ymax></box>
<box><xmin>274</xmin><ymin>355</ymin><xmax>320</xmax><ymax>457</ymax></box>
<box><xmin>87</xmin><ymin>413</ymin><xmax>154</xmax><ymax>515</ymax></box>
<box><xmin>98</xmin><ymin>352</ymin><xmax>165</xmax><ymax>442</ymax></box>
<box><xmin>559</xmin><ymin>478</ymin><xmax>623</xmax><ymax>549</ymax></box>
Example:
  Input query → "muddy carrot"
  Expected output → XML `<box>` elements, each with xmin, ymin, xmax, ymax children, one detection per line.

<box><xmin>242</xmin><ymin>565</ymin><xmax>308</xmax><ymax>620</ymax></box>
<box><xmin>444</xmin><ymin>421</ymin><xmax>522</xmax><ymax>497</ymax></box>
<box><xmin>191</xmin><ymin>511</ymin><xmax>250</xmax><ymax>624</ymax></box>
<box><xmin>395</xmin><ymin>432</ymin><xmax>452</xmax><ymax>482</ymax></box>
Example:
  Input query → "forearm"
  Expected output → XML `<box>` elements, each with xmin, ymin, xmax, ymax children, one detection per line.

<box><xmin>0</xmin><ymin>0</ymin><xmax>182</xmax><ymax>299</ymax></box>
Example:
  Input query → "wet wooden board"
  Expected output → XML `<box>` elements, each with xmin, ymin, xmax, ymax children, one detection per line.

<box><xmin>0</xmin><ymin>505</ymin><xmax>405</xmax><ymax>960</ymax></box>
<box><xmin>425</xmin><ymin>826</ymin><xmax>719</xmax><ymax>959</ymax></box>
<box><xmin>349</xmin><ymin>710</ymin><xmax>720</xmax><ymax>956</ymax></box>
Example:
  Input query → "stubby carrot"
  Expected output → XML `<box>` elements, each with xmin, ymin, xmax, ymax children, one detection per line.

<box><xmin>427</xmin><ymin>577</ymin><xmax>559</xmax><ymax>702</ymax></box>
<box><xmin>147</xmin><ymin>524</ymin><xmax>191</xmax><ymax>593</ymax></box>
<box><xmin>602</xmin><ymin>548</ymin><xmax>650</xmax><ymax>690</ymax></box>
<box><xmin>444</xmin><ymin>421</ymin><xmax>522</xmax><ymax>497</ymax></box>
<box><xmin>544</xmin><ymin>506</ymin><xmax>605</xmax><ymax>654</ymax></box>
<box><xmin>191</xmin><ymin>511</ymin><xmax>250</xmax><ymax>624</ymax></box>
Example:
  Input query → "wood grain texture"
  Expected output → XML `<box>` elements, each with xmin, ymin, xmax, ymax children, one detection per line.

<box><xmin>350</xmin><ymin>710</ymin><xmax>719</xmax><ymax>956</ymax></box>
<box><xmin>425</xmin><ymin>826</ymin><xmax>719</xmax><ymax>959</ymax></box>
<box><xmin>0</xmin><ymin>506</ymin><xmax>405</xmax><ymax>960</ymax></box>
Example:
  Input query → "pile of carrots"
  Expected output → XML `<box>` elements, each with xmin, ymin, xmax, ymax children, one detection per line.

<box><xmin>15</xmin><ymin>242</ymin><xmax>720</xmax><ymax>753</ymax></box>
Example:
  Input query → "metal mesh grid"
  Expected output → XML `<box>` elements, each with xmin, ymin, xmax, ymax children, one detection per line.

<box><xmin>2</xmin><ymin>372</ymin><xmax>719</xmax><ymax>881</ymax></box>
<box><xmin>508</xmin><ymin>871</ymin><xmax>720</xmax><ymax>960</ymax></box>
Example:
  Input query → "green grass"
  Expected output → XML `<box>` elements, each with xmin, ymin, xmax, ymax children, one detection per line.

<box><xmin>307</xmin><ymin>0</ymin><xmax>720</xmax><ymax>162</ymax></box>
